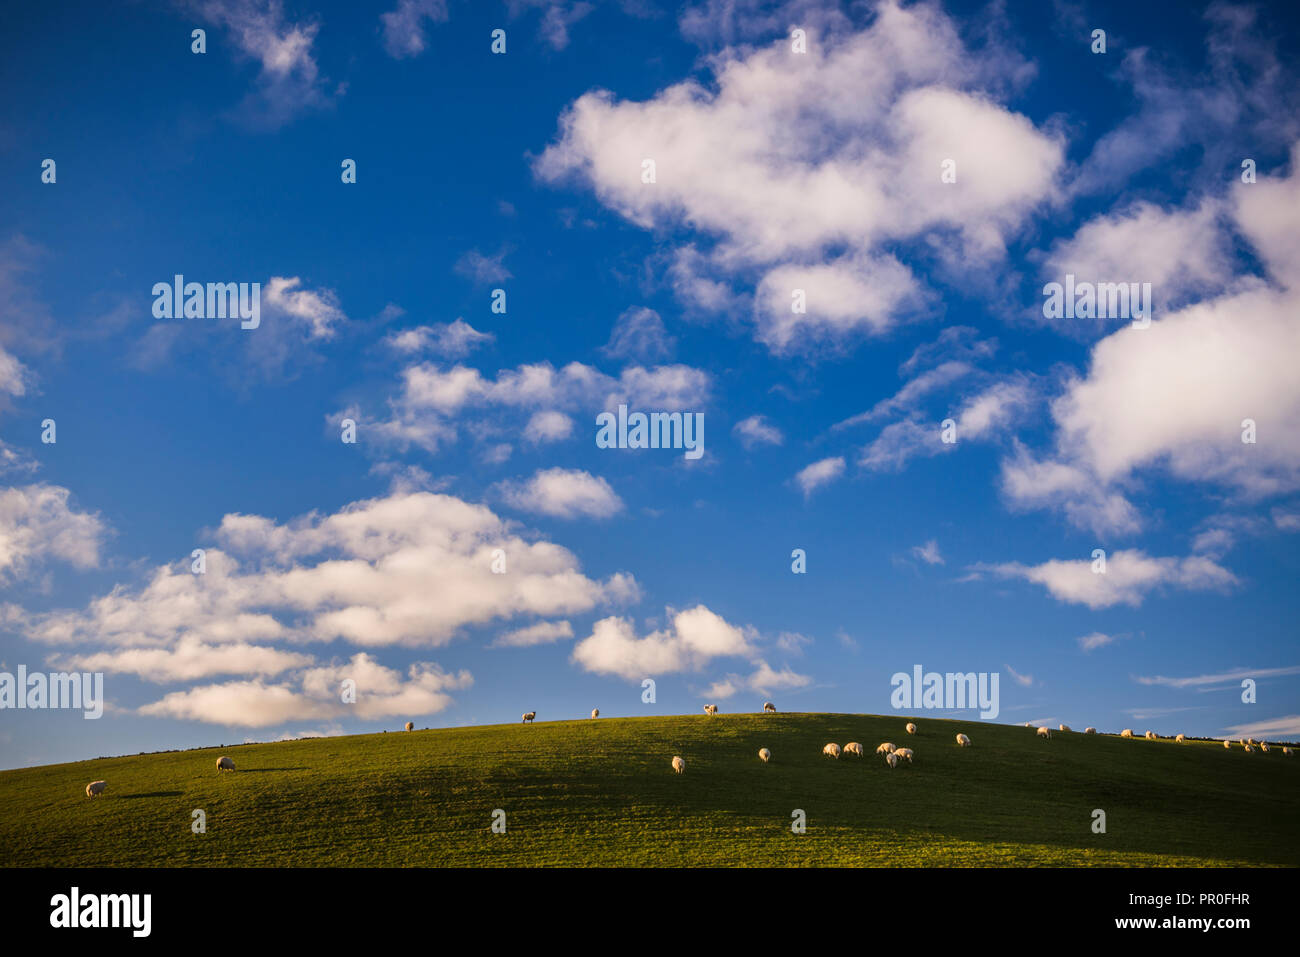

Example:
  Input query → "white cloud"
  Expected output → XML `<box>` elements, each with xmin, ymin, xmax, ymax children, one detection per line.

<box><xmin>0</xmin><ymin>346</ymin><xmax>26</xmax><ymax>397</ymax></box>
<box><xmin>454</xmin><ymin>248</ymin><xmax>512</xmax><ymax>285</ymax></box>
<box><xmin>379</xmin><ymin>0</ymin><xmax>449</xmax><ymax>59</ymax></box>
<box><xmin>1222</xmin><ymin>714</ymin><xmax>1300</xmax><ymax>741</ymax></box>
<box><xmin>384</xmin><ymin>318</ymin><xmax>493</xmax><ymax>358</ymax></box>
<box><xmin>1004</xmin><ymin>664</ymin><xmax>1033</xmax><ymax>687</ymax></box>
<box><xmin>984</xmin><ymin>549</ymin><xmax>1238</xmax><ymax>609</ymax></box>
<box><xmin>264</xmin><ymin>276</ymin><xmax>347</xmax><ymax>340</ymax></box>
<box><xmin>602</xmin><ymin>306</ymin><xmax>674</xmax><ymax>362</ymax></box>
<box><xmin>572</xmin><ymin>605</ymin><xmax>756</xmax><ymax>680</ymax></box>
<box><xmin>911</xmin><ymin>540</ymin><xmax>943</xmax><ymax>565</ymax></box>
<box><xmin>1077</xmin><ymin>632</ymin><xmax>1116</xmax><ymax>652</ymax></box>
<box><xmin>0</xmin><ymin>484</ymin><xmax>108</xmax><ymax>583</ymax></box>
<box><xmin>497</xmin><ymin>467</ymin><xmax>623</xmax><ymax>519</ymax></box>
<box><xmin>1134</xmin><ymin>664</ymin><xmax>1300</xmax><ymax>690</ymax></box>
<box><xmin>491</xmin><ymin>620</ymin><xmax>574</xmax><ymax>648</ymax></box>
<box><xmin>794</xmin><ymin>456</ymin><xmax>844</xmax><ymax>497</ymax></box>
<box><xmin>733</xmin><ymin>414</ymin><xmax>783</xmax><ymax>448</ymax></box>
<box><xmin>523</xmin><ymin>410</ymin><xmax>574</xmax><ymax>444</ymax></box>
<box><xmin>51</xmin><ymin>636</ymin><xmax>312</xmax><ymax>683</ymax></box>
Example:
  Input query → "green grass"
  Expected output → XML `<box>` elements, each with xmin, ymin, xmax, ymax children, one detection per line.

<box><xmin>2</xmin><ymin>714</ymin><xmax>1297</xmax><ymax>866</ymax></box>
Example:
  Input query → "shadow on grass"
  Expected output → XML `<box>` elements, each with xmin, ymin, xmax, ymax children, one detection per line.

<box><xmin>232</xmin><ymin>767</ymin><xmax>310</xmax><ymax>773</ymax></box>
<box><xmin>120</xmin><ymin>791</ymin><xmax>183</xmax><ymax>799</ymax></box>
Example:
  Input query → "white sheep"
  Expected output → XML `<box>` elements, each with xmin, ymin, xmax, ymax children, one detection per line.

<box><xmin>672</xmin><ymin>755</ymin><xmax>685</xmax><ymax>774</ymax></box>
<box><xmin>591</xmin><ymin>708</ymin><xmax>599</xmax><ymax>719</ymax></box>
<box><xmin>1145</xmin><ymin>731</ymin><xmax>1157</xmax><ymax>740</ymax></box>
<box><xmin>1260</xmin><ymin>742</ymin><xmax>1270</xmax><ymax>752</ymax></box>
<box><xmin>875</xmin><ymin>742</ymin><xmax>896</xmax><ymax>755</ymax></box>
<box><xmin>1283</xmin><ymin>747</ymin><xmax>1293</xmax><ymax>755</ymax></box>
<box><xmin>758</xmin><ymin>748</ymin><xmax>771</xmax><ymax>763</ymax></box>
<box><xmin>1248</xmin><ymin>738</ymin><xmax>1257</xmax><ymax>746</ymax></box>
<box><xmin>405</xmin><ymin>721</ymin><xmax>414</xmax><ymax>731</ymax></box>
<box><xmin>894</xmin><ymin>747</ymin><xmax>913</xmax><ymax>764</ymax></box>
<box><xmin>1224</xmin><ymin>740</ymin><xmax>1232</xmax><ymax>749</ymax></box>
<box><xmin>216</xmin><ymin>756</ymin><xmax>235</xmax><ymax>772</ymax></box>
<box><xmin>956</xmin><ymin>733</ymin><xmax>971</xmax><ymax>747</ymax></box>
<box><xmin>703</xmin><ymin>704</ymin><xmax>718</xmax><ymax>716</ymax></box>
<box><xmin>763</xmin><ymin>702</ymin><xmax>776</xmax><ymax>714</ymax></box>
<box><xmin>1085</xmin><ymin>727</ymin><xmax>1097</xmax><ymax>734</ymax></box>
<box><xmin>85</xmin><ymin>780</ymin><xmax>107</xmax><ymax>798</ymax></box>
<box><xmin>823</xmin><ymin>743</ymin><xmax>842</xmax><ymax>759</ymax></box>
<box><xmin>1059</xmin><ymin>724</ymin><xmax>1071</xmax><ymax>732</ymax></box>
<box><xmin>884</xmin><ymin>751</ymin><xmax>899</xmax><ymax>768</ymax></box>
<box><xmin>843</xmin><ymin>742</ymin><xmax>864</xmax><ymax>757</ymax></box>
<box><xmin>1121</xmin><ymin>729</ymin><xmax>1134</xmax><ymax>738</ymax></box>
<box><xmin>1244</xmin><ymin>744</ymin><xmax>1254</xmax><ymax>753</ymax></box>
<box><xmin>1037</xmin><ymin>726</ymin><xmax>1051</xmax><ymax>739</ymax></box>
<box><xmin>522</xmin><ymin>711</ymin><xmax>536</xmax><ymax>723</ymax></box>
<box><xmin>1175</xmin><ymin>733</ymin><xmax>1186</xmax><ymax>743</ymax></box>
<box><xmin>905</xmin><ymin>722</ymin><xmax>917</xmax><ymax>735</ymax></box>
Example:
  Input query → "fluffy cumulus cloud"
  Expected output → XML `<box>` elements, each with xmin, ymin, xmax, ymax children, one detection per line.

<box><xmin>383</xmin><ymin>318</ymin><xmax>494</xmax><ymax>358</ymax></box>
<box><xmin>794</xmin><ymin>456</ymin><xmax>844</xmax><ymax>497</ymax></box>
<box><xmin>497</xmin><ymin>467</ymin><xmax>623</xmax><ymax>519</ymax></box>
<box><xmin>983</xmin><ymin>549</ymin><xmax>1238</xmax><ymax>609</ymax></box>
<box><xmin>1003</xmin><ymin>146</ymin><xmax>1300</xmax><ymax>533</ymax></box>
<box><xmin>16</xmin><ymin>491</ymin><xmax>637</xmax><ymax>649</ymax></box>
<box><xmin>263</xmin><ymin>276</ymin><xmax>346</xmax><ymax>340</ymax></box>
<box><xmin>572</xmin><ymin>605</ymin><xmax>756</xmax><ymax>680</ymax></box>
<box><xmin>732</xmin><ymin>414</ymin><xmax>783</xmax><ymax>448</ymax></box>
<box><xmin>535</xmin><ymin>0</ymin><xmax>1063</xmax><ymax>353</ymax></box>
<box><xmin>340</xmin><ymin>358</ymin><xmax>711</xmax><ymax>455</ymax></box>
<box><xmin>139</xmin><ymin>653</ymin><xmax>472</xmax><ymax>727</ymax></box>
<box><xmin>0</xmin><ymin>484</ymin><xmax>108</xmax><ymax>582</ymax></box>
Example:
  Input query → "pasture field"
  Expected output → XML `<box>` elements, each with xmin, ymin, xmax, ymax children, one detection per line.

<box><xmin>2</xmin><ymin>713</ymin><xmax>1296</xmax><ymax>867</ymax></box>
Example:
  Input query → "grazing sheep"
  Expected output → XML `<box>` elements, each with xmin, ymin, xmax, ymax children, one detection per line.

<box><xmin>1248</xmin><ymin>738</ymin><xmax>1257</xmax><ymax>746</ymax></box>
<box><xmin>1121</xmin><ymin>729</ymin><xmax>1134</xmax><ymax>738</ymax></box>
<box><xmin>1175</xmin><ymin>733</ymin><xmax>1186</xmax><ymax>743</ymax></box>
<box><xmin>1145</xmin><ymin>731</ymin><xmax>1157</xmax><ymax>740</ymax></box>
<box><xmin>1224</xmin><ymin>740</ymin><xmax>1232</xmax><ymax>749</ymax></box>
<box><xmin>405</xmin><ymin>721</ymin><xmax>414</xmax><ymax>732</ymax></box>
<box><xmin>1260</xmin><ymin>742</ymin><xmax>1270</xmax><ymax>752</ymax></box>
<box><xmin>758</xmin><ymin>748</ymin><xmax>771</xmax><ymax>763</ymax></box>
<box><xmin>703</xmin><ymin>704</ymin><xmax>719</xmax><ymax>716</ymax></box>
<box><xmin>956</xmin><ymin>733</ymin><xmax>971</xmax><ymax>747</ymax></box>
<box><xmin>1084</xmin><ymin>727</ymin><xmax>1097</xmax><ymax>734</ymax></box>
<box><xmin>1244</xmin><ymin>745</ymin><xmax>1254</xmax><ymax>753</ymax></box>
<box><xmin>522</xmin><ymin>711</ymin><xmax>536</xmax><ymax>723</ymax></box>
<box><xmin>1283</xmin><ymin>747</ymin><xmax>1293</xmax><ymax>755</ymax></box>
<box><xmin>823</xmin><ymin>743</ymin><xmax>842</xmax><ymax>759</ymax></box>
<box><xmin>875</xmin><ymin>742</ymin><xmax>896</xmax><ymax>755</ymax></box>
<box><xmin>884</xmin><ymin>751</ymin><xmax>899</xmax><ymax>768</ymax></box>
<box><xmin>85</xmin><ymin>780</ymin><xmax>107</xmax><ymax>798</ymax></box>
<box><xmin>905</xmin><ymin>722</ymin><xmax>917</xmax><ymax>735</ymax></box>
<box><xmin>216</xmin><ymin>756</ymin><xmax>235</xmax><ymax>772</ymax></box>
<box><xmin>591</xmin><ymin>708</ymin><xmax>599</xmax><ymax>719</ymax></box>
<box><xmin>1024</xmin><ymin>722</ymin><xmax>1033</xmax><ymax>728</ymax></box>
<box><xmin>1037</xmin><ymin>726</ymin><xmax>1051</xmax><ymax>739</ymax></box>
<box><xmin>672</xmin><ymin>756</ymin><xmax>685</xmax><ymax>774</ymax></box>
<box><xmin>843</xmin><ymin>742</ymin><xmax>864</xmax><ymax>757</ymax></box>
<box><xmin>1059</xmin><ymin>724</ymin><xmax>1071</xmax><ymax>732</ymax></box>
<box><xmin>894</xmin><ymin>747</ymin><xmax>913</xmax><ymax>764</ymax></box>
<box><xmin>763</xmin><ymin>702</ymin><xmax>776</xmax><ymax>714</ymax></box>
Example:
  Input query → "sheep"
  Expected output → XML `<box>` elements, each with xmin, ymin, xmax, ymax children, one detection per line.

<box><xmin>884</xmin><ymin>751</ymin><xmax>899</xmax><ymax>768</ymax></box>
<box><xmin>905</xmin><ymin>722</ymin><xmax>917</xmax><ymax>735</ymax></box>
<box><xmin>1024</xmin><ymin>722</ymin><xmax>1033</xmax><ymax>728</ymax></box>
<box><xmin>1248</xmin><ymin>738</ymin><xmax>1257</xmax><ymax>746</ymax></box>
<box><xmin>1260</xmin><ymin>742</ymin><xmax>1270</xmax><ymax>752</ymax></box>
<box><xmin>672</xmin><ymin>756</ymin><xmax>686</xmax><ymax>774</ymax></box>
<box><xmin>405</xmin><ymin>721</ymin><xmax>414</xmax><ymax>731</ymax></box>
<box><xmin>758</xmin><ymin>748</ymin><xmax>771</xmax><ymax>763</ymax></box>
<box><xmin>763</xmin><ymin>702</ymin><xmax>776</xmax><ymax>714</ymax></box>
<box><xmin>1175</xmin><ymin>733</ymin><xmax>1186</xmax><ymax>743</ymax></box>
<box><xmin>1283</xmin><ymin>747</ymin><xmax>1293</xmax><ymax>755</ymax></box>
<box><xmin>1244</xmin><ymin>744</ymin><xmax>1254</xmax><ymax>753</ymax></box>
<box><xmin>1036</xmin><ymin>726</ymin><xmax>1051</xmax><ymax>739</ymax></box>
<box><xmin>843</xmin><ymin>742</ymin><xmax>864</xmax><ymax>757</ymax></box>
<box><xmin>823</xmin><ymin>743</ymin><xmax>842</xmax><ymax>759</ymax></box>
<box><xmin>216</xmin><ymin>756</ymin><xmax>235</xmax><ymax>772</ymax></box>
<box><xmin>1121</xmin><ymin>729</ymin><xmax>1134</xmax><ymax>738</ymax></box>
<box><xmin>1145</xmin><ymin>731</ymin><xmax>1157</xmax><ymax>740</ymax></box>
<box><xmin>1085</xmin><ymin>727</ymin><xmax>1097</xmax><ymax>734</ymax></box>
<box><xmin>703</xmin><ymin>704</ymin><xmax>719</xmax><ymax>716</ymax></box>
<box><xmin>591</xmin><ymin>708</ymin><xmax>599</xmax><ymax>719</ymax></box>
<box><xmin>85</xmin><ymin>780</ymin><xmax>107</xmax><ymax>798</ymax></box>
<box><xmin>522</xmin><ymin>711</ymin><xmax>536</xmax><ymax>724</ymax></box>
<box><xmin>1224</xmin><ymin>740</ymin><xmax>1232</xmax><ymax>749</ymax></box>
<box><xmin>875</xmin><ymin>742</ymin><xmax>896</xmax><ymax>755</ymax></box>
<box><xmin>956</xmin><ymin>733</ymin><xmax>971</xmax><ymax>747</ymax></box>
<box><xmin>894</xmin><ymin>747</ymin><xmax>913</xmax><ymax>764</ymax></box>
<box><xmin>1059</xmin><ymin>724</ymin><xmax>1071</xmax><ymax>732</ymax></box>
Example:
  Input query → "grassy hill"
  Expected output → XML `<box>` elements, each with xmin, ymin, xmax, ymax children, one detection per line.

<box><xmin>2</xmin><ymin>713</ymin><xmax>1297</xmax><ymax>867</ymax></box>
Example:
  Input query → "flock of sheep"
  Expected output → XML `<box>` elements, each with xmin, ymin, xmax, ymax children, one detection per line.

<box><xmin>79</xmin><ymin>706</ymin><xmax>1295</xmax><ymax>797</ymax></box>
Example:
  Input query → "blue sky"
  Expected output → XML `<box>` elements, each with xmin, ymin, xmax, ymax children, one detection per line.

<box><xmin>1</xmin><ymin>0</ymin><xmax>1299</xmax><ymax>769</ymax></box>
